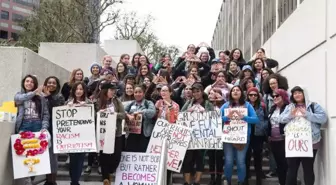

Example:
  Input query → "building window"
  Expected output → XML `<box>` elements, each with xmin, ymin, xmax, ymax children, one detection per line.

<box><xmin>1</xmin><ymin>11</ymin><xmax>9</xmax><ymax>20</ymax></box>
<box><xmin>12</xmin><ymin>13</ymin><xmax>25</xmax><ymax>22</ymax></box>
<box><xmin>13</xmin><ymin>0</ymin><xmax>39</xmax><ymax>8</ymax></box>
<box><xmin>11</xmin><ymin>32</ymin><xmax>19</xmax><ymax>40</ymax></box>
<box><xmin>0</xmin><ymin>30</ymin><xmax>8</xmax><ymax>39</ymax></box>
<box><xmin>278</xmin><ymin>0</ymin><xmax>297</xmax><ymax>27</ymax></box>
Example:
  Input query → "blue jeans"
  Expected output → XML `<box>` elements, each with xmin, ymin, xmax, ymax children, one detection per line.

<box><xmin>19</xmin><ymin>120</ymin><xmax>42</xmax><ymax>132</ymax></box>
<box><xmin>69</xmin><ymin>153</ymin><xmax>85</xmax><ymax>185</ymax></box>
<box><xmin>223</xmin><ymin>142</ymin><xmax>249</xmax><ymax>183</ymax></box>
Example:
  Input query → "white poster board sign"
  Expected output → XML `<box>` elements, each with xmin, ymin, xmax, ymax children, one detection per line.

<box><xmin>222</xmin><ymin>108</ymin><xmax>248</xmax><ymax>144</ymax></box>
<box><xmin>285</xmin><ymin>117</ymin><xmax>313</xmax><ymax>157</ymax></box>
<box><xmin>177</xmin><ymin>111</ymin><xmax>222</xmax><ymax>149</ymax></box>
<box><xmin>147</xmin><ymin>119</ymin><xmax>192</xmax><ymax>172</ymax></box>
<box><xmin>11</xmin><ymin>133</ymin><xmax>51</xmax><ymax>179</ymax></box>
<box><xmin>115</xmin><ymin>152</ymin><xmax>160</xmax><ymax>185</ymax></box>
<box><xmin>52</xmin><ymin>105</ymin><xmax>97</xmax><ymax>153</ymax></box>
<box><xmin>96</xmin><ymin>111</ymin><xmax>116</xmax><ymax>154</ymax></box>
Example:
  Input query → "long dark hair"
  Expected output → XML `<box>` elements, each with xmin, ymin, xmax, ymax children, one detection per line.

<box><xmin>262</xmin><ymin>73</ymin><xmax>289</xmax><ymax>94</ymax></box>
<box><xmin>116</xmin><ymin>62</ymin><xmax>128</xmax><ymax>81</ymax></box>
<box><xmin>21</xmin><ymin>74</ymin><xmax>41</xmax><ymax>114</ymax></box>
<box><xmin>43</xmin><ymin>76</ymin><xmax>61</xmax><ymax>95</ymax></box>
<box><xmin>229</xmin><ymin>85</ymin><xmax>246</xmax><ymax>106</ymax></box>
<box><xmin>70</xmin><ymin>82</ymin><xmax>87</xmax><ymax>103</ymax></box>
<box><xmin>98</xmin><ymin>88</ymin><xmax>111</xmax><ymax>110</ymax></box>
<box><xmin>131</xmin><ymin>53</ymin><xmax>141</xmax><ymax>67</ymax></box>
<box><xmin>229</xmin><ymin>48</ymin><xmax>244</xmax><ymax>61</ymax></box>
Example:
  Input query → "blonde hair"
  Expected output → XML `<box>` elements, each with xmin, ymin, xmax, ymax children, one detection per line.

<box><xmin>69</xmin><ymin>68</ymin><xmax>84</xmax><ymax>85</ymax></box>
<box><xmin>102</xmin><ymin>55</ymin><xmax>112</xmax><ymax>65</ymax></box>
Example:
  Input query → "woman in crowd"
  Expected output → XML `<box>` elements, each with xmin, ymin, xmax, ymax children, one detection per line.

<box><xmin>245</xmin><ymin>87</ymin><xmax>268</xmax><ymax>185</ymax></box>
<box><xmin>181</xmin><ymin>83</ymin><xmax>214</xmax><ymax>185</ymax></box>
<box><xmin>279</xmin><ymin>86</ymin><xmax>327</xmax><ymax>185</ymax></box>
<box><xmin>42</xmin><ymin>76</ymin><xmax>65</xmax><ymax>185</ymax></box>
<box><xmin>220</xmin><ymin>85</ymin><xmax>259</xmax><ymax>185</ymax></box>
<box><xmin>207</xmin><ymin>88</ymin><xmax>225</xmax><ymax>185</ymax></box>
<box><xmin>119</xmin><ymin>54</ymin><xmax>130</xmax><ymax>66</ymax></box>
<box><xmin>261</xmin><ymin>68</ymin><xmax>274</xmax><ymax>81</ymax></box>
<box><xmin>135</xmin><ymin>64</ymin><xmax>154</xmax><ymax>84</ymax></box>
<box><xmin>226</xmin><ymin>60</ymin><xmax>240</xmax><ymax>84</ymax></box>
<box><xmin>229</xmin><ymin>48</ymin><xmax>246</xmax><ymax>69</ymax></box>
<box><xmin>61</xmin><ymin>68</ymin><xmax>84</xmax><ymax>101</ymax></box>
<box><xmin>96</xmin><ymin>82</ymin><xmax>125</xmax><ymax>185</ymax></box>
<box><xmin>116</xmin><ymin>62</ymin><xmax>128</xmax><ymax>82</ymax></box>
<box><xmin>101</xmin><ymin>55</ymin><xmax>115</xmax><ymax>74</ymax></box>
<box><xmin>155</xmin><ymin>84</ymin><xmax>179</xmax><ymax>123</ymax></box>
<box><xmin>248</xmin><ymin>48</ymin><xmax>279</xmax><ymax>69</ymax></box>
<box><xmin>124</xmin><ymin>84</ymin><xmax>156</xmax><ymax>152</ymax></box>
<box><xmin>204</xmin><ymin>71</ymin><xmax>233</xmax><ymax>102</ymax></box>
<box><xmin>267</xmin><ymin>88</ymin><xmax>290</xmax><ymax>185</ymax></box>
<box><xmin>234</xmin><ymin>65</ymin><xmax>260</xmax><ymax>89</ymax></box>
<box><xmin>120</xmin><ymin>83</ymin><xmax>135</xmax><ymax>102</ymax></box>
<box><xmin>129</xmin><ymin>53</ymin><xmax>141</xmax><ymax>74</ymax></box>
<box><xmin>251</xmin><ymin>58</ymin><xmax>266</xmax><ymax>83</ymax></box>
<box><xmin>85</xmin><ymin>63</ymin><xmax>101</xmax><ymax>97</ymax></box>
<box><xmin>66</xmin><ymin>82</ymin><xmax>92</xmax><ymax>185</ymax></box>
<box><xmin>14</xmin><ymin>75</ymin><xmax>50</xmax><ymax>185</ymax></box>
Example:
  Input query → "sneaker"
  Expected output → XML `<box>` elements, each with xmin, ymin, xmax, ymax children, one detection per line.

<box><xmin>103</xmin><ymin>179</ymin><xmax>110</xmax><ymax>185</ymax></box>
<box><xmin>223</xmin><ymin>180</ymin><xmax>231</xmax><ymax>185</ymax></box>
<box><xmin>265</xmin><ymin>171</ymin><xmax>277</xmax><ymax>178</ymax></box>
<box><xmin>98</xmin><ymin>166</ymin><xmax>102</xmax><ymax>174</ymax></box>
<box><xmin>84</xmin><ymin>166</ymin><xmax>92</xmax><ymax>174</ymax></box>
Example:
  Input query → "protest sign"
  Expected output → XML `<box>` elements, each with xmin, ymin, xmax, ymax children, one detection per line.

<box><xmin>222</xmin><ymin>108</ymin><xmax>248</xmax><ymax>144</ymax></box>
<box><xmin>177</xmin><ymin>111</ymin><xmax>222</xmax><ymax>149</ymax></box>
<box><xmin>96</xmin><ymin>111</ymin><xmax>117</xmax><ymax>154</ymax></box>
<box><xmin>52</xmin><ymin>105</ymin><xmax>97</xmax><ymax>153</ymax></box>
<box><xmin>11</xmin><ymin>133</ymin><xmax>51</xmax><ymax>179</ymax></box>
<box><xmin>115</xmin><ymin>152</ymin><xmax>160</xmax><ymax>185</ymax></box>
<box><xmin>127</xmin><ymin>113</ymin><xmax>142</xmax><ymax>134</ymax></box>
<box><xmin>285</xmin><ymin>117</ymin><xmax>313</xmax><ymax>157</ymax></box>
<box><xmin>147</xmin><ymin>119</ymin><xmax>191</xmax><ymax>172</ymax></box>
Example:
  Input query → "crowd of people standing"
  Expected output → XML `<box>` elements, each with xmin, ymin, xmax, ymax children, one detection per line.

<box><xmin>13</xmin><ymin>43</ymin><xmax>328</xmax><ymax>185</ymax></box>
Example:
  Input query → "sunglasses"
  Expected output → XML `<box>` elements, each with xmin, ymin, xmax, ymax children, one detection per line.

<box><xmin>272</xmin><ymin>94</ymin><xmax>280</xmax><ymax>98</ymax></box>
<box><xmin>248</xmin><ymin>94</ymin><xmax>258</xmax><ymax>97</ymax></box>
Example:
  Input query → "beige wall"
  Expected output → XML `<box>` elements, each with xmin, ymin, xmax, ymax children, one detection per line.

<box><xmin>0</xmin><ymin>121</ymin><xmax>15</xmax><ymax>185</ymax></box>
<box><xmin>38</xmin><ymin>43</ymin><xmax>109</xmax><ymax>75</ymax></box>
<box><xmin>0</xmin><ymin>47</ymin><xmax>70</xmax><ymax>104</ymax></box>
<box><xmin>103</xmin><ymin>40</ymin><xmax>144</xmax><ymax>64</ymax></box>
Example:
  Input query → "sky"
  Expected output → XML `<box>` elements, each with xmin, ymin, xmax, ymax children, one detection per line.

<box><xmin>100</xmin><ymin>0</ymin><xmax>223</xmax><ymax>52</ymax></box>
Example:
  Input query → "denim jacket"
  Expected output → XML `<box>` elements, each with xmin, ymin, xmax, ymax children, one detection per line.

<box><xmin>14</xmin><ymin>91</ymin><xmax>50</xmax><ymax>133</ymax></box>
<box><xmin>254</xmin><ymin>105</ymin><xmax>268</xmax><ymax>136</ymax></box>
<box><xmin>279</xmin><ymin>101</ymin><xmax>328</xmax><ymax>144</ymax></box>
<box><xmin>124</xmin><ymin>99</ymin><xmax>156</xmax><ymax>137</ymax></box>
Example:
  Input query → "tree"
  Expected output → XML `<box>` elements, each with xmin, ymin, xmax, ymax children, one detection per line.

<box><xmin>19</xmin><ymin>0</ymin><xmax>122</xmax><ymax>51</ymax></box>
<box><xmin>114</xmin><ymin>12</ymin><xmax>180</xmax><ymax>63</ymax></box>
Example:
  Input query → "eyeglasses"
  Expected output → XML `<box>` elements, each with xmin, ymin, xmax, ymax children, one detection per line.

<box><xmin>248</xmin><ymin>94</ymin><xmax>258</xmax><ymax>97</ymax></box>
<box><xmin>272</xmin><ymin>94</ymin><xmax>280</xmax><ymax>98</ymax></box>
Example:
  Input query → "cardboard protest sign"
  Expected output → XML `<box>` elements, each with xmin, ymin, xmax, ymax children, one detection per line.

<box><xmin>52</xmin><ymin>105</ymin><xmax>97</xmax><ymax>153</ymax></box>
<box><xmin>285</xmin><ymin>117</ymin><xmax>313</xmax><ymax>157</ymax></box>
<box><xmin>177</xmin><ymin>111</ymin><xmax>222</xmax><ymax>150</ymax></box>
<box><xmin>11</xmin><ymin>133</ymin><xmax>51</xmax><ymax>179</ymax></box>
<box><xmin>96</xmin><ymin>111</ymin><xmax>117</xmax><ymax>154</ymax></box>
<box><xmin>147</xmin><ymin>119</ymin><xmax>192</xmax><ymax>172</ymax></box>
<box><xmin>115</xmin><ymin>152</ymin><xmax>160</xmax><ymax>185</ymax></box>
<box><xmin>222</xmin><ymin>108</ymin><xmax>248</xmax><ymax>144</ymax></box>
<box><xmin>127</xmin><ymin>113</ymin><xmax>142</xmax><ymax>134</ymax></box>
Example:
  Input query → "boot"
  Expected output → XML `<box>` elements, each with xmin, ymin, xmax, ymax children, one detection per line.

<box><xmin>84</xmin><ymin>166</ymin><xmax>92</xmax><ymax>174</ymax></box>
<box><xmin>103</xmin><ymin>179</ymin><xmax>110</xmax><ymax>185</ymax></box>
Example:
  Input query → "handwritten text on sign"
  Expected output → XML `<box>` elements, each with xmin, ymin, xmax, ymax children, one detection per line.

<box><xmin>285</xmin><ymin>117</ymin><xmax>313</xmax><ymax>157</ymax></box>
<box><xmin>222</xmin><ymin>108</ymin><xmax>248</xmax><ymax>144</ymax></box>
<box><xmin>128</xmin><ymin>114</ymin><xmax>142</xmax><ymax>134</ymax></box>
<box><xmin>147</xmin><ymin>119</ymin><xmax>191</xmax><ymax>172</ymax></box>
<box><xmin>96</xmin><ymin>111</ymin><xmax>116</xmax><ymax>154</ymax></box>
<box><xmin>52</xmin><ymin>105</ymin><xmax>97</xmax><ymax>153</ymax></box>
<box><xmin>177</xmin><ymin>111</ymin><xmax>222</xmax><ymax>149</ymax></box>
<box><xmin>115</xmin><ymin>152</ymin><xmax>160</xmax><ymax>185</ymax></box>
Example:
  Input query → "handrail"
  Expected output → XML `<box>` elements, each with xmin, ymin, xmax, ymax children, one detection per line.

<box><xmin>157</xmin><ymin>138</ymin><xmax>168</xmax><ymax>185</ymax></box>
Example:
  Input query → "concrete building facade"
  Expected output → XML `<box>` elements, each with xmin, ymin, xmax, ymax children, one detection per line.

<box><xmin>211</xmin><ymin>0</ymin><xmax>299</xmax><ymax>59</ymax></box>
<box><xmin>0</xmin><ymin>0</ymin><xmax>39</xmax><ymax>40</ymax></box>
<box><xmin>212</xmin><ymin>0</ymin><xmax>336</xmax><ymax>185</ymax></box>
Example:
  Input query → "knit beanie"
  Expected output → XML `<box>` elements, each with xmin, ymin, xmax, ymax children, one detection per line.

<box><xmin>90</xmin><ymin>62</ymin><xmax>101</xmax><ymax>74</ymax></box>
<box><xmin>274</xmin><ymin>88</ymin><xmax>289</xmax><ymax>104</ymax></box>
<box><xmin>247</xmin><ymin>87</ymin><xmax>259</xmax><ymax>95</ymax></box>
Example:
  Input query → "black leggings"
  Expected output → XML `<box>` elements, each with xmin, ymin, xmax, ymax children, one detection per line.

<box><xmin>286</xmin><ymin>150</ymin><xmax>318</xmax><ymax>185</ymax></box>
<box><xmin>99</xmin><ymin>136</ymin><xmax>123</xmax><ymax>180</ymax></box>
<box><xmin>245</xmin><ymin>135</ymin><xmax>264</xmax><ymax>184</ymax></box>
<box><xmin>125</xmin><ymin>133</ymin><xmax>150</xmax><ymax>152</ymax></box>
<box><xmin>207</xmin><ymin>149</ymin><xmax>224</xmax><ymax>177</ymax></box>
<box><xmin>270</xmin><ymin>140</ymin><xmax>288</xmax><ymax>185</ymax></box>
<box><xmin>182</xmin><ymin>150</ymin><xmax>205</xmax><ymax>173</ymax></box>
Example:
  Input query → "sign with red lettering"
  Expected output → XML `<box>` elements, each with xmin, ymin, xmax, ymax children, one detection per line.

<box><xmin>147</xmin><ymin>119</ymin><xmax>191</xmax><ymax>172</ymax></box>
<box><xmin>177</xmin><ymin>110</ymin><xmax>222</xmax><ymax>149</ymax></box>
<box><xmin>222</xmin><ymin>108</ymin><xmax>248</xmax><ymax>144</ymax></box>
<box><xmin>285</xmin><ymin>117</ymin><xmax>313</xmax><ymax>157</ymax></box>
<box><xmin>52</xmin><ymin>105</ymin><xmax>97</xmax><ymax>153</ymax></box>
<box><xmin>115</xmin><ymin>152</ymin><xmax>160</xmax><ymax>185</ymax></box>
<box><xmin>96</xmin><ymin>111</ymin><xmax>116</xmax><ymax>154</ymax></box>
<box><xmin>127</xmin><ymin>113</ymin><xmax>142</xmax><ymax>134</ymax></box>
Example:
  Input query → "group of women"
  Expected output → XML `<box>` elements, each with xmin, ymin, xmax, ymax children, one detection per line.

<box><xmin>13</xmin><ymin>44</ymin><xmax>327</xmax><ymax>185</ymax></box>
